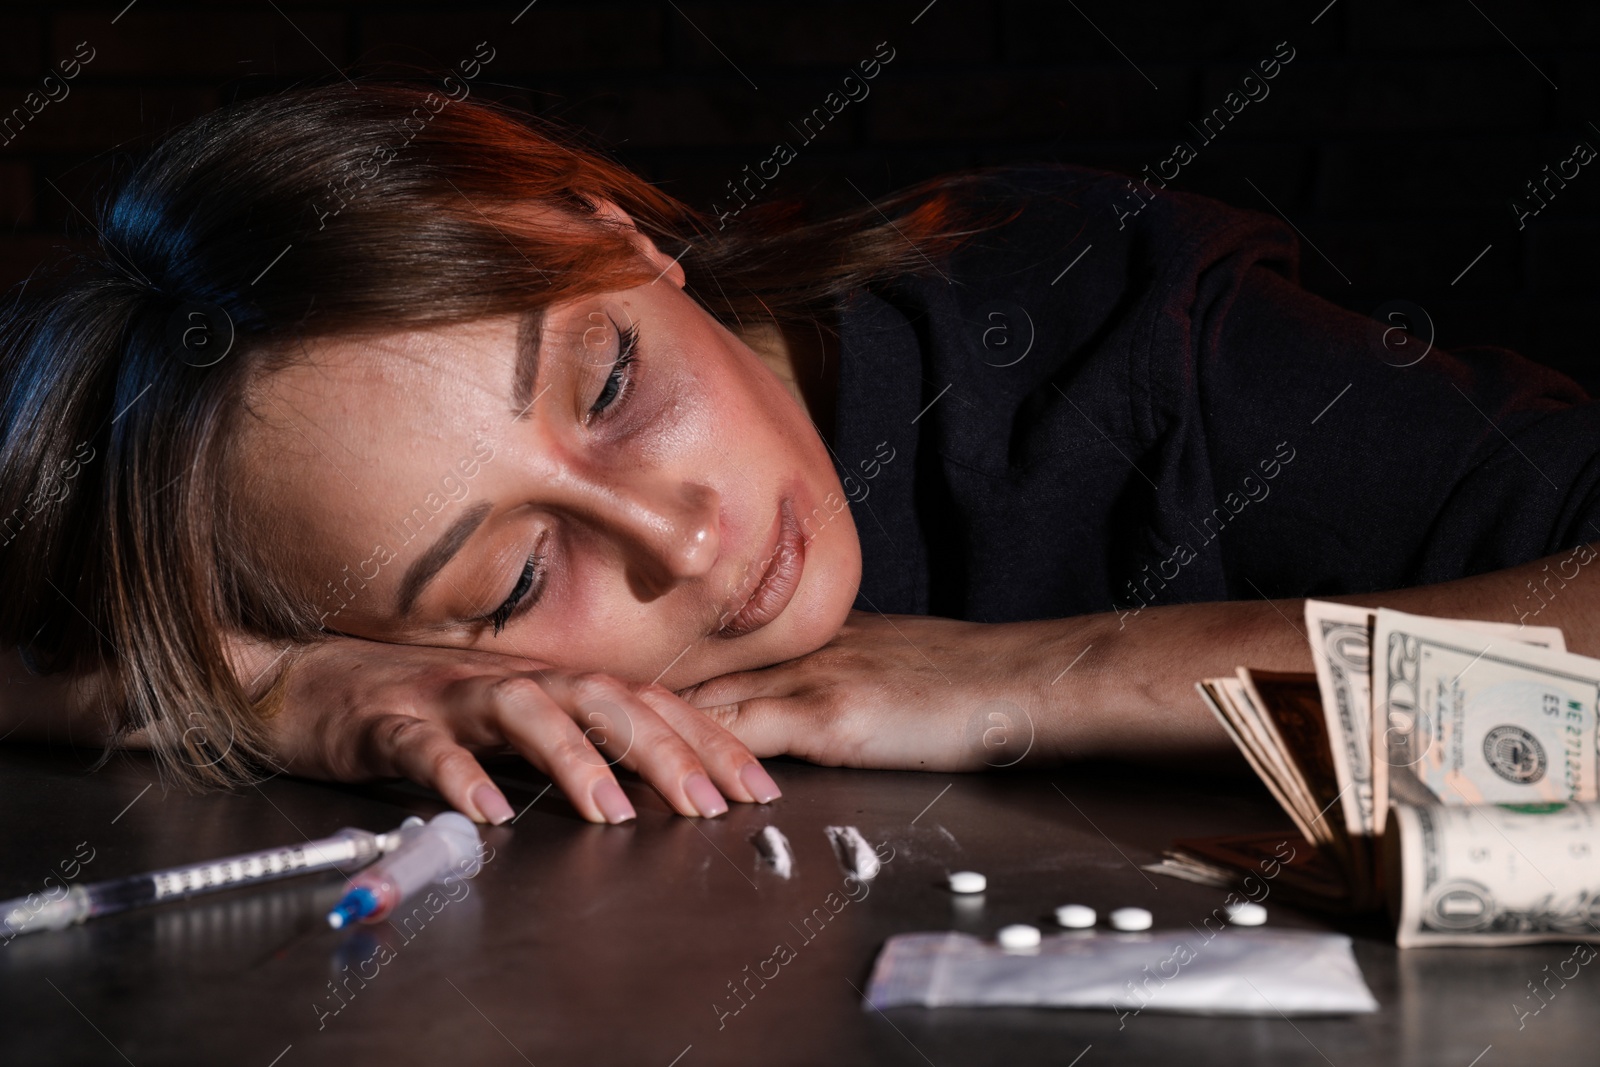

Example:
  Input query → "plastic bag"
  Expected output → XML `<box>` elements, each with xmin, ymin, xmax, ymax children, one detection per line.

<box><xmin>862</xmin><ymin>928</ymin><xmax>1378</xmax><ymax>1020</ymax></box>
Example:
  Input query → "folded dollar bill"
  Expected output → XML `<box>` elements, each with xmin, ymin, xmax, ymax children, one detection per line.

<box><xmin>1174</xmin><ymin>601</ymin><xmax>1600</xmax><ymax>946</ymax></box>
<box><xmin>1387</xmin><ymin>800</ymin><xmax>1600</xmax><ymax>947</ymax></box>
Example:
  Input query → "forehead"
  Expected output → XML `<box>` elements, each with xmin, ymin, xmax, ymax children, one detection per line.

<box><xmin>229</xmin><ymin>316</ymin><xmax>525</xmax><ymax>567</ymax></box>
<box><xmin>264</xmin><ymin>314</ymin><xmax>523</xmax><ymax>416</ymax></box>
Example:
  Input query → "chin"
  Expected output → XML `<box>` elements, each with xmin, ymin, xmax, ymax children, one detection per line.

<box><xmin>756</xmin><ymin>525</ymin><xmax>862</xmax><ymax>667</ymax></box>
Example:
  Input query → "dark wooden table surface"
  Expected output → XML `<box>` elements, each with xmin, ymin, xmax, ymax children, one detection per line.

<box><xmin>2</xmin><ymin>742</ymin><xmax>1593</xmax><ymax>1066</ymax></box>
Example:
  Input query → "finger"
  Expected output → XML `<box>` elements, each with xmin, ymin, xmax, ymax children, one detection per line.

<box><xmin>674</xmin><ymin>663</ymin><xmax>790</xmax><ymax>711</ymax></box>
<box><xmin>362</xmin><ymin>713</ymin><xmax>516</xmax><ymax>826</ymax></box>
<box><xmin>695</xmin><ymin>696</ymin><xmax>813</xmax><ymax>763</ymax></box>
<box><xmin>532</xmin><ymin>672</ymin><xmax>730</xmax><ymax>819</ymax></box>
<box><xmin>477</xmin><ymin>676</ymin><xmax>638</xmax><ymax>825</ymax></box>
<box><xmin>635</xmin><ymin>684</ymin><xmax>782</xmax><ymax>805</ymax></box>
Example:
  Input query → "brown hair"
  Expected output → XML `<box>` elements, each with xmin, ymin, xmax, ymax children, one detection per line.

<box><xmin>0</xmin><ymin>81</ymin><xmax>1013</xmax><ymax>789</ymax></box>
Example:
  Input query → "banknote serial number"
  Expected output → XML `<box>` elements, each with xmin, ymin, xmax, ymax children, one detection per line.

<box><xmin>1563</xmin><ymin>702</ymin><xmax>1585</xmax><ymax>796</ymax></box>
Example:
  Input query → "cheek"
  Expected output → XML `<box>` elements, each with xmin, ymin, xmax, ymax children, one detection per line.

<box><xmin>686</xmin><ymin>347</ymin><xmax>781</xmax><ymax>453</ymax></box>
<box><xmin>512</xmin><ymin>544</ymin><xmax>714</xmax><ymax>680</ymax></box>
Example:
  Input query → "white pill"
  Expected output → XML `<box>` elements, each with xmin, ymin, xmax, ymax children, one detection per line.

<box><xmin>947</xmin><ymin>870</ymin><xmax>987</xmax><ymax>894</ymax></box>
<box><xmin>1109</xmin><ymin>906</ymin><xmax>1153</xmax><ymax>931</ymax></box>
<box><xmin>997</xmin><ymin>923</ymin><xmax>1041</xmax><ymax>950</ymax></box>
<box><xmin>1054</xmin><ymin>904</ymin><xmax>1097</xmax><ymax>929</ymax></box>
<box><xmin>1226</xmin><ymin>901</ymin><xmax>1268</xmax><ymax>926</ymax></box>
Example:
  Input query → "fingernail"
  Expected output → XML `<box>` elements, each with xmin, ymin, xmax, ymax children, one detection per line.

<box><xmin>684</xmin><ymin>772</ymin><xmax>728</xmax><ymax>818</ymax></box>
<box><xmin>471</xmin><ymin>783</ymin><xmax>515</xmax><ymax>825</ymax></box>
<box><xmin>592</xmin><ymin>779</ymin><xmax>636</xmax><ymax>824</ymax></box>
<box><xmin>740</xmin><ymin>762</ymin><xmax>782</xmax><ymax>803</ymax></box>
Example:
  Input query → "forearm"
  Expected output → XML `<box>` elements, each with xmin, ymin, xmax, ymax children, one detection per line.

<box><xmin>0</xmin><ymin>630</ymin><xmax>296</xmax><ymax>751</ymax></box>
<box><xmin>0</xmin><ymin>646</ymin><xmax>119</xmax><ymax>747</ymax></box>
<box><xmin>1044</xmin><ymin>540</ymin><xmax>1600</xmax><ymax>764</ymax></box>
<box><xmin>1038</xmin><ymin>599</ymin><xmax>1294</xmax><ymax>764</ymax></box>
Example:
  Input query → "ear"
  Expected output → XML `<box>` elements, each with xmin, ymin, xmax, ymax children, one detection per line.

<box><xmin>586</xmin><ymin>196</ymin><xmax>686</xmax><ymax>289</ymax></box>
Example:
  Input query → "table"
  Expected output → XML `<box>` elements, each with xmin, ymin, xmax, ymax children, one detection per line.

<box><xmin>2</xmin><ymin>742</ymin><xmax>1594</xmax><ymax>1066</ymax></box>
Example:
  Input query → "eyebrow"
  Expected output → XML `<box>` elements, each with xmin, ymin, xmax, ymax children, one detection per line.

<box><xmin>395</xmin><ymin>500</ymin><xmax>495</xmax><ymax>617</ymax></box>
<box><xmin>510</xmin><ymin>307</ymin><xmax>546</xmax><ymax>418</ymax></box>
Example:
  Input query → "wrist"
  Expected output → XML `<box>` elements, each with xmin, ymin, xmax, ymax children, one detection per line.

<box><xmin>222</xmin><ymin>632</ymin><xmax>297</xmax><ymax>705</ymax></box>
<box><xmin>1033</xmin><ymin>599</ymin><xmax>1307</xmax><ymax>764</ymax></box>
<box><xmin>1023</xmin><ymin>613</ymin><xmax>1115</xmax><ymax>762</ymax></box>
<box><xmin>958</xmin><ymin>616</ymin><xmax>1104</xmax><ymax>766</ymax></box>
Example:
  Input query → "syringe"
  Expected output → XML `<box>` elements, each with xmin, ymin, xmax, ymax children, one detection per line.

<box><xmin>326</xmin><ymin>812</ymin><xmax>482</xmax><ymax>928</ymax></box>
<box><xmin>0</xmin><ymin>819</ymin><xmax>415</xmax><ymax>938</ymax></box>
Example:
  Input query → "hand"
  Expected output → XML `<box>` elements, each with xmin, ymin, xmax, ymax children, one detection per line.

<box><xmin>676</xmin><ymin>611</ymin><xmax>1062</xmax><ymax>772</ymax></box>
<box><xmin>246</xmin><ymin>636</ymin><xmax>782</xmax><ymax>825</ymax></box>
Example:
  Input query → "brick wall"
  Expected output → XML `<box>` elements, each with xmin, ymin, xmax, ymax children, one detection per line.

<box><xmin>3</xmin><ymin>0</ymin><xmax>1598</xmax><ymax>389</ymax></box>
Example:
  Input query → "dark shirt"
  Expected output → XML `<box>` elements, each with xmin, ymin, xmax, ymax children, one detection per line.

<box><xmin>828</xmin><ymin>164</ymin><xmax>1600</xmax><ymax>624</ymax></box>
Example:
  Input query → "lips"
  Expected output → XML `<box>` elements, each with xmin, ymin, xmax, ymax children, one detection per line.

<box><xmin>716</xmin><ymin>498</ymin><xmax>805</xmax><ymax>638</ymax></box>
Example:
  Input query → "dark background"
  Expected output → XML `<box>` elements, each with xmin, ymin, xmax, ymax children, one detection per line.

<box><xmin>3</xmin><ymin>0</ymin><xmax>1598</xmax><ymax>389</ymax></box>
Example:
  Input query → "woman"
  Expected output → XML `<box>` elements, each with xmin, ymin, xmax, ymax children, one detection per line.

<box><xmin>3</xmin><ymin>83</ymin><xmax>1598</xmax><ymax>827</ymax></box>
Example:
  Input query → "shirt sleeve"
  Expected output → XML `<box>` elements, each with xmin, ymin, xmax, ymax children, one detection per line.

<box><xmin>1181</xmin><ymin>260</ymin><xmax>1600</xmax><ymax>599</ymax></box>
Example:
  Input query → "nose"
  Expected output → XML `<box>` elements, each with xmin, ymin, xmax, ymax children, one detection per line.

<box><xmin>573</xmin><ymin>473</ymin><xmax>721</xmax><ymax>598</ymax></box>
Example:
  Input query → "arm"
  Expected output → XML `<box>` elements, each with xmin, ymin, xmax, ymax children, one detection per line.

<box><xmin>1048</xmin><ymin>537</ymin><xmax>1600</xmax><ymax>764</ymax></box>
<box><xmin>1</xmin><ymin>632</ymin><xmax>783</xmax><ymax>826</ymax></box>
<box><xmin>676</xmin><ymin>539</ymin><xmax>1600</xmax><ymax>771</ymax></box>
<box><xmin>0</xmin><ymin>634</ymin><xmax>293</xmax><ymax>750</ymax></box>
<box><xmin>205</xmin><ymin>632</ymin><xmax>783</xmax><ymax>824</ymax></box>
<box><xmin>0</xmin><ymin>647</ymin><xmax>121</xmax><ymax>747</ymax></box>
<box><xmin>1052</xmin><ymin>234</ymin><xmax>1600</xmax><ymax>761</ymax></box>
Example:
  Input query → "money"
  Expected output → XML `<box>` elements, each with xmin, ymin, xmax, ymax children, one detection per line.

<box><xmin>1196</xmin><ymin>666</ymin><xmax>1375</xmax><ymax>905</ymax></box>
<box><xmin>1388</xmin><ymin>800</ymin><xmax>1600</xmax><ymax>947</ymax></box>
<box><xmin>1196</xmin><ymin>674</ymin><xmax>1337</xmax><ymax>850</ymax></box>
<box><xmin>1305</xmin><ymin>601</ymin><xmax>1567</xmax><ymax>837</ymax></box>
<box><xmin>1305</xmin><ymin>601</ymin><xmax>1379</xmax><ymax>839</ymax></box>
<box><xmin>1179</xmin><ymin>600</ymin><xmax>1599</xmax><ymax>945</ymax></box>
<box><xmin>1374</xmin><ymin>607</ymin><xmax>1598</xmax><ymax>812</ymax></box>
<box><xmin>1153</xmin><ymin>831</ymin><xmax>1356</xmax><ymax>908</ymax></box>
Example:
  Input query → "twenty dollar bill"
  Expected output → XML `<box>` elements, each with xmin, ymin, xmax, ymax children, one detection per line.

<box><xmin>1374</xmin><ymin>608</ymin><xmax>1598</xmax><ymax>816</ymax></box>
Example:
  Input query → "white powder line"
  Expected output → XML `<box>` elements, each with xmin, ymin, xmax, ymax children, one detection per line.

<box><xmin>825</xmin><ymin>825</ymin><xmax>881</xmax><ymax>882</ymax></box>
<box><xmin>752</xmin><ymin>826</ymin><xmax>795</xmax><ymax>879</ymax></box>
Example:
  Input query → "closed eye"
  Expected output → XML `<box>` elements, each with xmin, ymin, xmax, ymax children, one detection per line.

<box><xmin>589</xmin><ymin>318</ymin><xmax>639</xmax><ymax>420</ymax></box>
<box><xmin>482</xmin><ymin>531</ymin><xmax>549</xmax><ymax>635</ymax></box>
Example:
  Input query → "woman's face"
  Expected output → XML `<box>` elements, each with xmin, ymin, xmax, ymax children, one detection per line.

<box><xmin>235</xmin><ymin>212</ymin><xmax>861</xmax><ymax>689</ymax></box>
